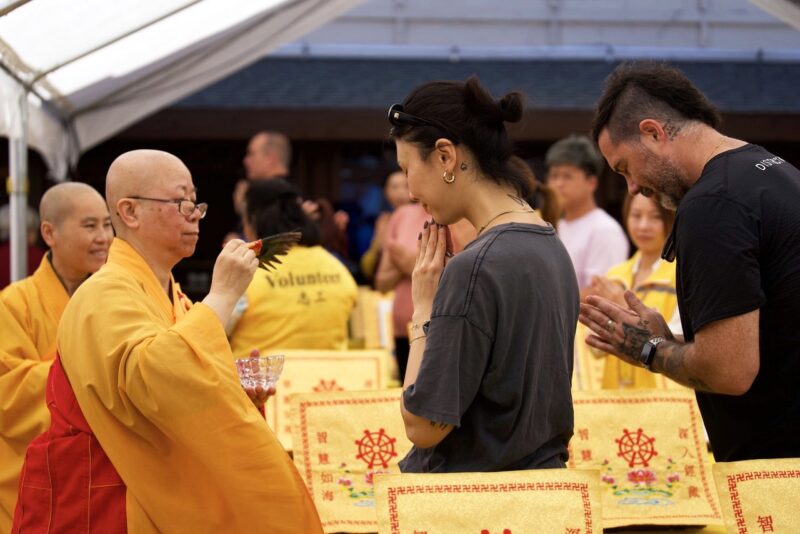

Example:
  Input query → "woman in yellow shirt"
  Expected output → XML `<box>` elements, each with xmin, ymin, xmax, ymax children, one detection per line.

<box><xmin>227</xmin><ymin>179</ymin><xmax>358</xmax><ymax>358</ymax></box>
<box><xmin>585</xmin><ymin>193</ymin><xmax>683</xmax><ymax>389</ymax></box>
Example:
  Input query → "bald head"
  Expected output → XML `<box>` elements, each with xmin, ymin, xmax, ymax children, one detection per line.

<box><xmin>39</xmin><ymin>182</ymin><xmax>112</xmax><ymax>283</ymax></box>
<box><xmin>40</xmin><ymin>182</ymin><xmax>105</xmax><ymax>227</ymax></box>
<box><xmin>106</xmin><ymin>150</ymin><xmax>191</xmax><ymax>233</ymax></box>
<box><xmin>105</xmin><ymin>150</ymin><xmax>201</xmax><ymax>270</ymax></box>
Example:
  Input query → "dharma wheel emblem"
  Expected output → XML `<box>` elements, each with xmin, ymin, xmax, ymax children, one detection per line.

<box><xmin>615</xmin><ymin>428</ymin><xmax>658</xmax><ymax>467</ymax></box>
<box><xmin>355</xmin><ymin>428</ymin><xmax>397</xmax><ymax>469</ymax></box>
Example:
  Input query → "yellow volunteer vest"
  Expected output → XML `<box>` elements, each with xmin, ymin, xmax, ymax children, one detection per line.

<box><xmin>230</xmin><ymin>245</ymin><xmax>358</xmax><ymax>358</ymax></box>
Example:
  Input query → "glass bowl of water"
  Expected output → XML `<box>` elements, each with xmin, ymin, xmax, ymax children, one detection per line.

<box><xmin>235</xmin><ymin>354</ymin><xmax>284</xmax><ymax>390</ymax></box>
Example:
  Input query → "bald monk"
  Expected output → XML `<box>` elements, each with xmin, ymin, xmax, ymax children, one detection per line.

<box><xmin>12</xmin><ymin>150</ymin><xmax>322</xmax><ymax>533</ymax></box>
<box><xmin>0</xmin><ymin>183</ymin><xmax>112</xmax><ymax>531</ymax></box>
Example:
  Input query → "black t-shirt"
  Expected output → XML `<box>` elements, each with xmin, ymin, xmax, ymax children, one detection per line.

<box><xmin>669</xmin><ymin>144</ymin><xmax>800</xmax><ymax>461</ymax></box>
<box><xmin>400</xmin><ymin>222</ymin><xmax>579</xmax><ymax>473</ymax></box>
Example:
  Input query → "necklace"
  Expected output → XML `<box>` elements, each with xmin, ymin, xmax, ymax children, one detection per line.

<box><xmin>704</xmin><ymin>135</ymin><xmax>727</xmax><ymax>166</ymax></box>
<box><xmin>477</xmin><ymin>208</ymin><xmax>535</xmax><ymax>235</ymax></box>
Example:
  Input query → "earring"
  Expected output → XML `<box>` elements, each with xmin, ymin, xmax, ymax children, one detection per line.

<box><xmin>460</xmin><ymin>162</ymin><xmax>468</xmax><ymax>171</ymax></box>
<box><xmin>443</xmin><ymin>170</ymin><xmax>456</xmax><ymax>184</ymax></box>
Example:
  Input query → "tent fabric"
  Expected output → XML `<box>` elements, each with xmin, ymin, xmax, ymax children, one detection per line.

<box><xmin>0</xmin><ymin>0</ymin><xmax>363</xmax><ymax>179</ymax></box>
<box><xmin>750</xmin><ymin>0</ymin><xmax>800</xmax><ymax>31</ymax></box>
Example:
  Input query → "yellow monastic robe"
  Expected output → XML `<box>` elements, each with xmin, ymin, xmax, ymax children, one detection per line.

<box><xmin>0</xmin><ymin>255</ymin><xmax>68</xmax><ymax>531</ymax></box>
<box><xmin>57</xmin><ymin>239</ymin><xmax>321</xmax><ymax>533</ymax></box>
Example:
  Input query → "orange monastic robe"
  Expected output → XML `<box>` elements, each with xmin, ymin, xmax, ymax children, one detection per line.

<box><xmin>0</xmin><ymin>255</ymin><xmax>68</xmax><ymax>531</ymax></box>
<box><xmin>14</xmin><ymin>239</ymin><xmax>322</xmax><ymax>533</ymax></box>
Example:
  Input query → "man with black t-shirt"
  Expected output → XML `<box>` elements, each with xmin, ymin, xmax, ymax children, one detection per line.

<box><xmin>579</xmin><ymin>62</ymin><xmax>800</xmax><ymax>461</ymax></box>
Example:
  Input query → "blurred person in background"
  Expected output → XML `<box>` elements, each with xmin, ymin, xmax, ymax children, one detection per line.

<box><xmin>360</xmin><ymin>170</ymin><xmax>410</xmax><ymax>282</ymax></box>
<box><xmin>313</xmin><ymin>197</ymin><xmax>358</xmax><ymax>276</ymax></box>
<box><xmin>0</xmin><ymin>205</ymin><xmax>46</xmax><ymax>288</ymax></box>
<box><xmin>546</xmin><ymin>135</ymin><xmax>628</xmax><ymax>298</ymax></box>
<box><xmin>582</xmin><ymin>193</ymin><xmax>682</xmax><ymax>389</ymax></box>
<box><xmin>227</xmin><ymin>179</ymin><xmax>357</xmax><ymax>357</ymax></box>
<box><xmin>224</xmin><ymin>131</ymin><xmax>293</xmax><ymax>245</ymax></box>
<box><xmin>243</xmin><ymin>131</ymin><xmax>291</xmax><ymax>182</ymax></box>
<box><xmin>231</xmin><ymin>131</ymin><xmax>354</xmax><ymax>272</ymax></box>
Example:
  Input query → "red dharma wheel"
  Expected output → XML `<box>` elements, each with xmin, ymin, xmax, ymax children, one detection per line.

<box><xmin>615</xmin><ymin>428</ymin><xmax>658</xmax><ymax>467</ymax></box>
<box><xmin>355</xmin><ymin>428</ymin><xmax>398</xmax><ymax>469</ymax></box>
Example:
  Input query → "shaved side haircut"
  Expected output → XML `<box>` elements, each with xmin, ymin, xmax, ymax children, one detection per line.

<box><xmin>592</xmin><ymin>62</ymin><xmax>721</xmax><ymax>145</ymax></box>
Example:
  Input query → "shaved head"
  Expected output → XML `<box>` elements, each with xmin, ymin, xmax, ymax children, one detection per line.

<box><xmin>106</xmin><ymin>150</ymin><xmax>191</xmax><ymax>234</ymax></box>
<box><xmin>40</xmin><ymin>182</ymin><xmax>105</xmax><ymax>227</ymax></box>
<box><xmin>38</xmin><ymin>182</ymin><xmax>112</xmax><ymax>285</ymax></box>
<box><xmin>105</xmin><ymin>149</ymin><xmax>201</xmax><ymax>270</ymax></box>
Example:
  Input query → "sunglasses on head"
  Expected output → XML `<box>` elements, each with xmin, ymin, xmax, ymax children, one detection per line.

<box><xmin>387</xmin><ymin>103</ymin><xmax>458</xmax><ymax>141</ymax></box>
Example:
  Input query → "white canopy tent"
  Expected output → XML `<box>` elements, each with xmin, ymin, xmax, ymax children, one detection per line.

<box><xmin>750</xmin><ymin>0</ymin><xmax>800</xmax><ymax>31</ymax></box>
<box><xmin>0</xmin><ymin>0</ymin><xmax>362</xmax><ymax>281</ymax></box>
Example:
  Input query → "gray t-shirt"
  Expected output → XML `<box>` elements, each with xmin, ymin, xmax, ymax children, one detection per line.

<box><xmin>399</xmin><ymin>222</ymin><xmax>579</xmax><ymax>473</ymax></box>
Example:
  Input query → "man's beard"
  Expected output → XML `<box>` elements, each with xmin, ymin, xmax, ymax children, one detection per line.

<box><xmin>640</xmin><ymin>155</ymin><xmax>687</xmax><ymax>211</ymax></box>
<box><xmin>640</xmin><ymin>187</ymin><xmax>678</xmax><ymax>211</ymax></box>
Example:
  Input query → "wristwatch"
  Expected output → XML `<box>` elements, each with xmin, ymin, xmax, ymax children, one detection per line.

<box><xmin>639</xmin><ymin>336</ymin><xmax>666</xmax><ymax>371</ymax></box>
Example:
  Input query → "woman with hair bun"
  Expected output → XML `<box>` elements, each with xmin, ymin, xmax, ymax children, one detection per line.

<box><xmin>389</xmin><ymin>76</ymin><xmax>579</xmax><ymax>472</ymax></box>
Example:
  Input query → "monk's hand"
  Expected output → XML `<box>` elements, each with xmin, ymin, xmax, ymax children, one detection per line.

<box><xmin>579</xmin><ymin>291</ymin><xmax>672</xmax><ymax>367</ymax></box>
<box><xmin>411</xmin><ymin>220</ymin><xmax>446</xmax><ymax>322</ymax></box>
<box><xmin>244</xmin><ymin>385</ymin><xmax>276</xmax><ymax>409</ymax></box>
<box><xmin>243</xmin><ymin>350</ymin><xmax>276</xmax><ymax>409</ymax></box>
<box><xmin>210</xmin><ymin>239</ymin><xmax>258</xmax><ymax>300</ymax></box>
<box><xmin>203</xmin><ymin>240</ymin><xmax>258</xmax><ymax>325</ymax></box>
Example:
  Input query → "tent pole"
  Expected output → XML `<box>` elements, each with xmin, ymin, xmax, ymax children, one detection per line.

<box><xmin>8</xmin><ymin>84</ymin><xmax>28</xmax><ymax>282</ymax></box>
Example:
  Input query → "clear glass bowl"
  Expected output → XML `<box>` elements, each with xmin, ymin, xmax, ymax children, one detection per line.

<box><xmin>234</xmin><ymin>354</ymin><xmax>284</xmax><ymax>389</ymax></box>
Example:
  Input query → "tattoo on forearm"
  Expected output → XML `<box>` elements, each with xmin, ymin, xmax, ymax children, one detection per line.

<box><xmin>617</xmin><ymin>323</ymin><xmax>651</xmax><ymax>359</ymax></box>
<box><xmin>429</xmin><ymin>420</ymin><xmax>450</xmax><ymax>431</ymax></box>
<box><xmin>507</xmin><ymin>194</ymin><xmax>526</xmax><ymax>207</ymax></box>
<box><xmin>652</xmin><ymin>342</ymin><xmax>712</xmax><ymax>392</ymax></box>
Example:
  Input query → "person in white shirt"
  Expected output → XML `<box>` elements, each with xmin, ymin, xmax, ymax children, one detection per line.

<box><xmin>546</xmin><ymin>134</ymin><xmax>629</xmax><ymax>298</ymax></box>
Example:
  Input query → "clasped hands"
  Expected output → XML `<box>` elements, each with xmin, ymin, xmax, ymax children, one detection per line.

<box><xmin>579</xmin><ymin>290</ymin><xmax>673</xmax><ymax>368</ymax></box>
<box><xmin>586</xmin><ymin>275</ymin><xmax>626</xmax><ymax>307</ymax></box>
<box><xmin>411</xmin><ymin>220</ymin><xmax>451</xmax><ymax>322</ymax></box>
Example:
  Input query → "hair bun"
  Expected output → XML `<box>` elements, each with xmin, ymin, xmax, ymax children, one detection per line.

<box><xmin>498</xmin><ymin>92</ymin><xmax>523</xmax><ymax>123</ymax></box>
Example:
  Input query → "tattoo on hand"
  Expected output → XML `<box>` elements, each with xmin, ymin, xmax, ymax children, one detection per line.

<box><xmin>617</xmin><ymin>323</ymin><xmax>651</xmax><ymax>359</ymax></box>
<box><xmin>637</xmin><ymin>317</ymin><xmax>650</xmax><ymax>328</ymax></box>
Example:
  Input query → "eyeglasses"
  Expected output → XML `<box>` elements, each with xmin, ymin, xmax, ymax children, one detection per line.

<box><xmin>128</xmin><ymin>196</ymin><xmax>208</xmax><ymax>219</ymax></box>
<box><xmin>387</xmin><ymin>103</ymin><xmax>458</xmax><ymax>141</ymax></box>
